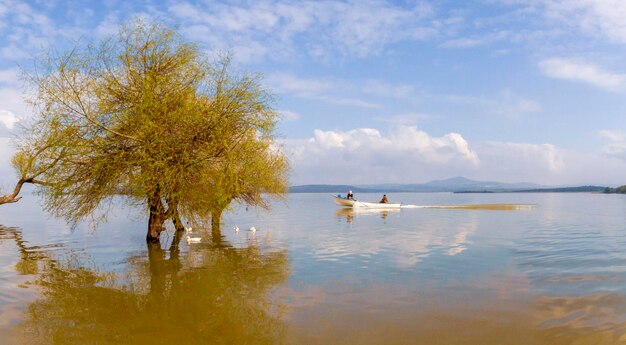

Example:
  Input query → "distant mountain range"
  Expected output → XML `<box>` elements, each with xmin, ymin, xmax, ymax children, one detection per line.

<box><xmin>288</xmin><ymin>177</ymin><xmax>606</xmax><ymax>193</ymax></box>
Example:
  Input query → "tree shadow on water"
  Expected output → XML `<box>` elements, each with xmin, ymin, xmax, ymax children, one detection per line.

<box><xmin>2</xmin><ymin>225</ymin><xmax>290</xmax><ymax>345</ymax></box>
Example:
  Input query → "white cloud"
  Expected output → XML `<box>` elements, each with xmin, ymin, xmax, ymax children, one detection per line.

<box><xmin>0</xmin><ymin>1</ymin><xmax>57</xmax><ymax>59</ymax></box>
<box><xmin>557</xmin><ymin>149</ymin><xmax>626</xmax><ymax>186</ymax></box>
<box><xmin>0</xmin><ymin>137</ymin><xmax>16</xmax><ymax>187</ymax></box>
<box><xmin>361</xmin><ymin>80</ymin><xmax>415</xmax><ymax>99</ymax></box>
<box><xmin>598</xmin><ymin>129</ymin><xmax>626</xmax><ymax>161</ymax></box>
<box><xmin>479</xmin><ymin>141</ymin><xmax>564</xmax><ymax>177</ymax></box>
<box><xmin>288</xmin><ymin>126</ymin><xmax>626</xmax><ymax>186</ymax></box>
<box><xmin>490</xmin><ymin>90</ymin><xmax>542</xmax><ymax>118</ymax></box>
<box><xmin>0</xmin><ymin>68</ymin><xmax>30</xmax><ymax>133</ymax></box>
<box><xmin>169</xmin><ymin>0</ymin><xmax>438</xmax><ymax>60</ymax></box>
<box><xmin>539</xmin><ymin>58</ymin><xmax>626</xmax><ymax>91</ymax></box>
<box><xmin>445</xmin><ymin>90</ymin><xmax>541</xmax><ymax>119</ymax></box>
<box><xmin>540</xmin><ymin>0</ymin><xmax>626</xmax><ymax>43</ymax></box>
<box><xmin>287</xmin><ymin>126</ymin><xmax>479</xmax><ymax>184</ymax></box>
<box><xmin>267</xmin><ymin>72</ymin><xmax>331</xmax><ymax>97</ymax></box>
<box><xmin>0</xmin><ymin>99</ymin><xmax>27</xmax><ymax>136</ymax></box>
<box><xmin>0</xmin><ymin>110</ymin><xmax>18</xmax><ymax>129</ymax></box>
<box><xmin>0</xmin><ymin>67</ymin><xmax>19</xmax><ymax>84</ymax></box>
<box><xmin>277</xmin><ymin>109</ymin><xmax>300</xmax><ymax>121</ymax></box>
<box><xmin>95</xmin><ymin>12</ymin><xmax>122</xmax><ymax>38</ymax></box>
<box><xmin>473</xmin><ymin>140</ymin><xmax>626</xmax><ymax>185</ymax></box>
<box><xmin>441</xmin><ymin>37</ymin><xmax>489</xmax><ymax>49</ymax></box>
<box><xmin>601</xmin><ymin>142</ymin><xmax>626</xmax><ymax>160</ymax></box>
<box><xmin>266</xmin><ymin>73</ymin><xmax>381</xmax><ymax>108</ymax></box>
<box><xmin>598</xmin><ymin>129</ymin><xmax>626</xmax><ymax>142</ymax></box>
<box><xmin>440</xmin><ymin>30</ymin><xmax>511</xmax><ymax>49</ymax></box>
<box><xmin>376</xmin><ymin>112</ymin><xmax>432</xmax><ymax>125</ymax></box>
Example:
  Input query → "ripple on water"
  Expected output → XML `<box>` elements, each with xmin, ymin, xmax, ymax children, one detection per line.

<box><xmin>512</xmin><ymin>215</ymin><xmax>626</xmax><ymax>339</ymax></box>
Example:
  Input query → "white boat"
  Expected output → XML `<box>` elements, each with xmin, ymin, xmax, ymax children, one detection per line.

<box><xmin>353</xmin><ymin>200</ymin><xmax>401</xmax><ymax>209</ymax></box>
<box><xmin>333</xmin><ymin>195</ymin><xmax>400</xmax><ymax>208</ymax></box>
<box><xmin>333</xmin><ymin>195</ymin><xmax>356</xmax><ymax>207</ymax></box>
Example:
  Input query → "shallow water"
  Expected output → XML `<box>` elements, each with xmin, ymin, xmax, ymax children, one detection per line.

<box><xmin>1</xmin><ymin>191</ymin><xmax>626</xmax><ymax>344</ymax></box>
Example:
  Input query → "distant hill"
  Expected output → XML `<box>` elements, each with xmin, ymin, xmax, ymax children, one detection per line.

<box><xmin>288</xmin><ymin>185</ymin><xmax>379</xmax><ymax>193</ymax></box>
<box><xmin>290</xmin><ymin>177</ymin><xmax>550</xmax><ymax>193</ymax></box>
<box><xmin>402</xmin><ymin>176</ymin><xmax>543</xmax><ymax>192</ymax></box>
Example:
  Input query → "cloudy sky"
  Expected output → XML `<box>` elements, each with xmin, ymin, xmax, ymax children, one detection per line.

<box><xmin>1</xmin><ymin>0</ymin><xmax>626</xmax><ymax>186</ymax></box>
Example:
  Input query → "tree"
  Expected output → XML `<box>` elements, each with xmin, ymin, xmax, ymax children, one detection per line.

<box><xmin>13</xmin><ymin>19</ymin><xmax>289</xmax><ymax>243</ymax></box>
<box><xmin>604</xmin><ymin>185</ymin><xmax>626</xmax><ymax>194</ymax></box>
<box><xmin>181</xmin><ymin>131</ymin><xmax>289</xmax><ymax>232</ymax></box>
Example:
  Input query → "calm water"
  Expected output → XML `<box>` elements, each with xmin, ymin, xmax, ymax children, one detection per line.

<box><xmin>1</xmin><ymin>191</ymin><xmax>626</xmax><ymax>344</ymax></box>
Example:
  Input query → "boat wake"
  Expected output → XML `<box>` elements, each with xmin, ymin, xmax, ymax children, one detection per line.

<box><xmin>400</xmin><ymin>203</ymin><xmax>535</xmax><ymax>211</ymax></box>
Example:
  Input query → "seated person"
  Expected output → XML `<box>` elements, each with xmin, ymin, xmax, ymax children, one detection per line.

<box><xmin>380</xmin><ymin>194</ymin><xmax>388</xmax><ymax>203</ymax></box>
<box><xmin>347</xmin><ymin>190</ymin><xmax>354</xmax><ymax>200</ymax></box>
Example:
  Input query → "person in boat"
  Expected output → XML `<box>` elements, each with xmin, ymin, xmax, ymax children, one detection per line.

<box><xmin>346</xmin><ymin>190</ymin><xmax>354</xmax><ymax>200</ymax></box>
<box><xmin>380</xmin><ymin>194</ymin><xmax>388</xmax><ymax>203</ymax></box>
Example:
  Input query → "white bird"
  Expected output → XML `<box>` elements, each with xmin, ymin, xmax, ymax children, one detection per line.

<box><xmin>186</xmin><ymin>235</ymin><xmax>201</xmax><ymax>244</ymax></box>
<box><xmin>249</xmin><ymin>226</ymin><xmax>257</xmax><ymax>233</ymax></box>
<box><xmin>185</xmin><ymin>227</ymin><xmax>193</xmax><ymax>232</ymax></box>
<box><xmin>233</xmin><ymin>226</ymin><xmax>239</xmax><ymax>232</ymax></box>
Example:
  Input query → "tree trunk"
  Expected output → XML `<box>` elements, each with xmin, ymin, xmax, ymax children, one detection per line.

<box><xmin>211</xmin><ymin>208</ymin><xmax>225</xmax><ymax>245</ymax></box>
<box><xmin>147</xmin><ymin>209</ymin><xmax>165</xmax><ymax>243</ymax></box>
<box><xmin>211</xmin><ymin>208</ymin><xmax>223</xmax><ymax>234</ymax></box>
<box><xmin>171</xmin><ymin>209</ymin><xmax>185</xmax><ymax>233</ymax></box>
<box><xmin>170</xmin><ymin>209</ymin><xmax>185</xmax><ymax>250</ymax></box>
<box><xmin>146</xmin><ymin>187</ymin><xmax>166</xmax><ymax>243</ymax></box>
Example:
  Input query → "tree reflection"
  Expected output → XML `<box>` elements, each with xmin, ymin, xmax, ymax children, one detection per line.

<box><xmin>10</xmin><ymin>229</ymin><xmax>289</xmax><ymax>345</ymax></box>
<box><xmin>0</xmin><ymin>226</ymin><xmax>59</xmax><ymax>276</ymax></box>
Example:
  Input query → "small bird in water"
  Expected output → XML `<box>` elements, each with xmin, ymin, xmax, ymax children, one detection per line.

<box><xmin>249</xmin><ymin>226</ymin><xmax>257</xmax><ymax>233</ymax></box>
<box><xmin>186</xmin><ymin>235</ymin><xmax>201</xmax><ymax>244</ymax></box>
<box><xmin>185</xmin><ymin>227</ymin><xmax>193</xmax><ymax>232</ymax></box>
<box><xmin>233</xmin><ymin>226</ymin><xmax>239</xmax><ymax>232</ymax></box>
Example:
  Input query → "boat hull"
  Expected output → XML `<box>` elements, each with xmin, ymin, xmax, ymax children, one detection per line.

<box><xmin>333</xmin><ymin>196</ymin><xmax>401</xmax><ymax>208</ymax></box>
<box><xmin>353</xmin><ymin>201</ymin><xmax>401</xmax><ymax>209</ymax></box>
<box><xmin>333</xmin><ymin>196</ymin><xmax>356</xmax><ymax>207</ymax></box>
<box><xmin>335</xmin><ymin>208</ymin><xmax>400</xmax><ymax>217</ymax></box>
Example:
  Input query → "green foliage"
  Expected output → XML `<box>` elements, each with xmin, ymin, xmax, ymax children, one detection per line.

<box><xmin>17</xmin><ymin>19</ymin><xmax>289</xmax><ymax>237</ymax></box>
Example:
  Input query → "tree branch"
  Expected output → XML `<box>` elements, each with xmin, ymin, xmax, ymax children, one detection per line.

<box><xmin>0</xmin><ymin>178</ymin><xmax>31</xmax><ymax>205</ymax></box>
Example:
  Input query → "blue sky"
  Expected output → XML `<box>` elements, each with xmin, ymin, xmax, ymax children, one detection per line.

<box><xmin>1</xmin><ymin>0</ymin><xmax>626</xmax><ymax>186</ymax></box>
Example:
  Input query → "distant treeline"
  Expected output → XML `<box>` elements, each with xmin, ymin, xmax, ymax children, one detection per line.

<box><xmin>514</xmin><ymin>186</ymin><xmax>606</xmax><ymax>193</ymax></box>
<box><xmin>603</xmin><ymin>186</ymin><xmax>626</xmax><ymax>194</ymax></box>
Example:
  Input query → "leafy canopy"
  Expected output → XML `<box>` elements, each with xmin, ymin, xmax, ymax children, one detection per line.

<box><xmin>16</xmin><ymin>19</ymin><xmax>289</xmax><ymax>232</ymax></box>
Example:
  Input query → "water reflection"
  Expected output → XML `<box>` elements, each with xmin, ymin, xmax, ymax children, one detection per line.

<box><xmin>282</xmin><ymin>273</ymin><xmax>626</xmax><ymax>344</ymax></box>
<box><xmin>3</xmin><ymin>192</ymin><xmax>626</xmax><ymax>344</ymax></box>
<box><xmin>334</xmin><ymin>208</ymin><xmax>399</xmax><ymax>224</ymax></box>
<box><xmin>4</xmin><ymin>228</ymin><xmax>289</xmax><ymax>345</ymax></box>
<box><xmin>0</xmin><ymin>226</ymin><xmax>60</xmax><ymax>276</ymax></box>
<box><xmin>324</xmin><ymin>209</ymin><xmax>476</xmax><ymax>267</ymax></box>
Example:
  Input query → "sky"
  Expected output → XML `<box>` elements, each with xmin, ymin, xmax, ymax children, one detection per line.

<box><xmin>1</xmin><ymin>0</ymin><xmax>626</xmax><ymax>187</ymax></box>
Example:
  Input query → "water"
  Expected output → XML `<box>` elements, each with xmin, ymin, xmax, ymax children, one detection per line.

<box><xmin>1</xmin><ymin>192</ymin><xmax>626</xmax><ymax>344</ymax></box>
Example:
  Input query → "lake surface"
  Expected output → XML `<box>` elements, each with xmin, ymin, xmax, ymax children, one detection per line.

<box><xmin>1</xmin><ymin>191</ymin><xmax>626</xmax><ymax>344</ymax></box>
